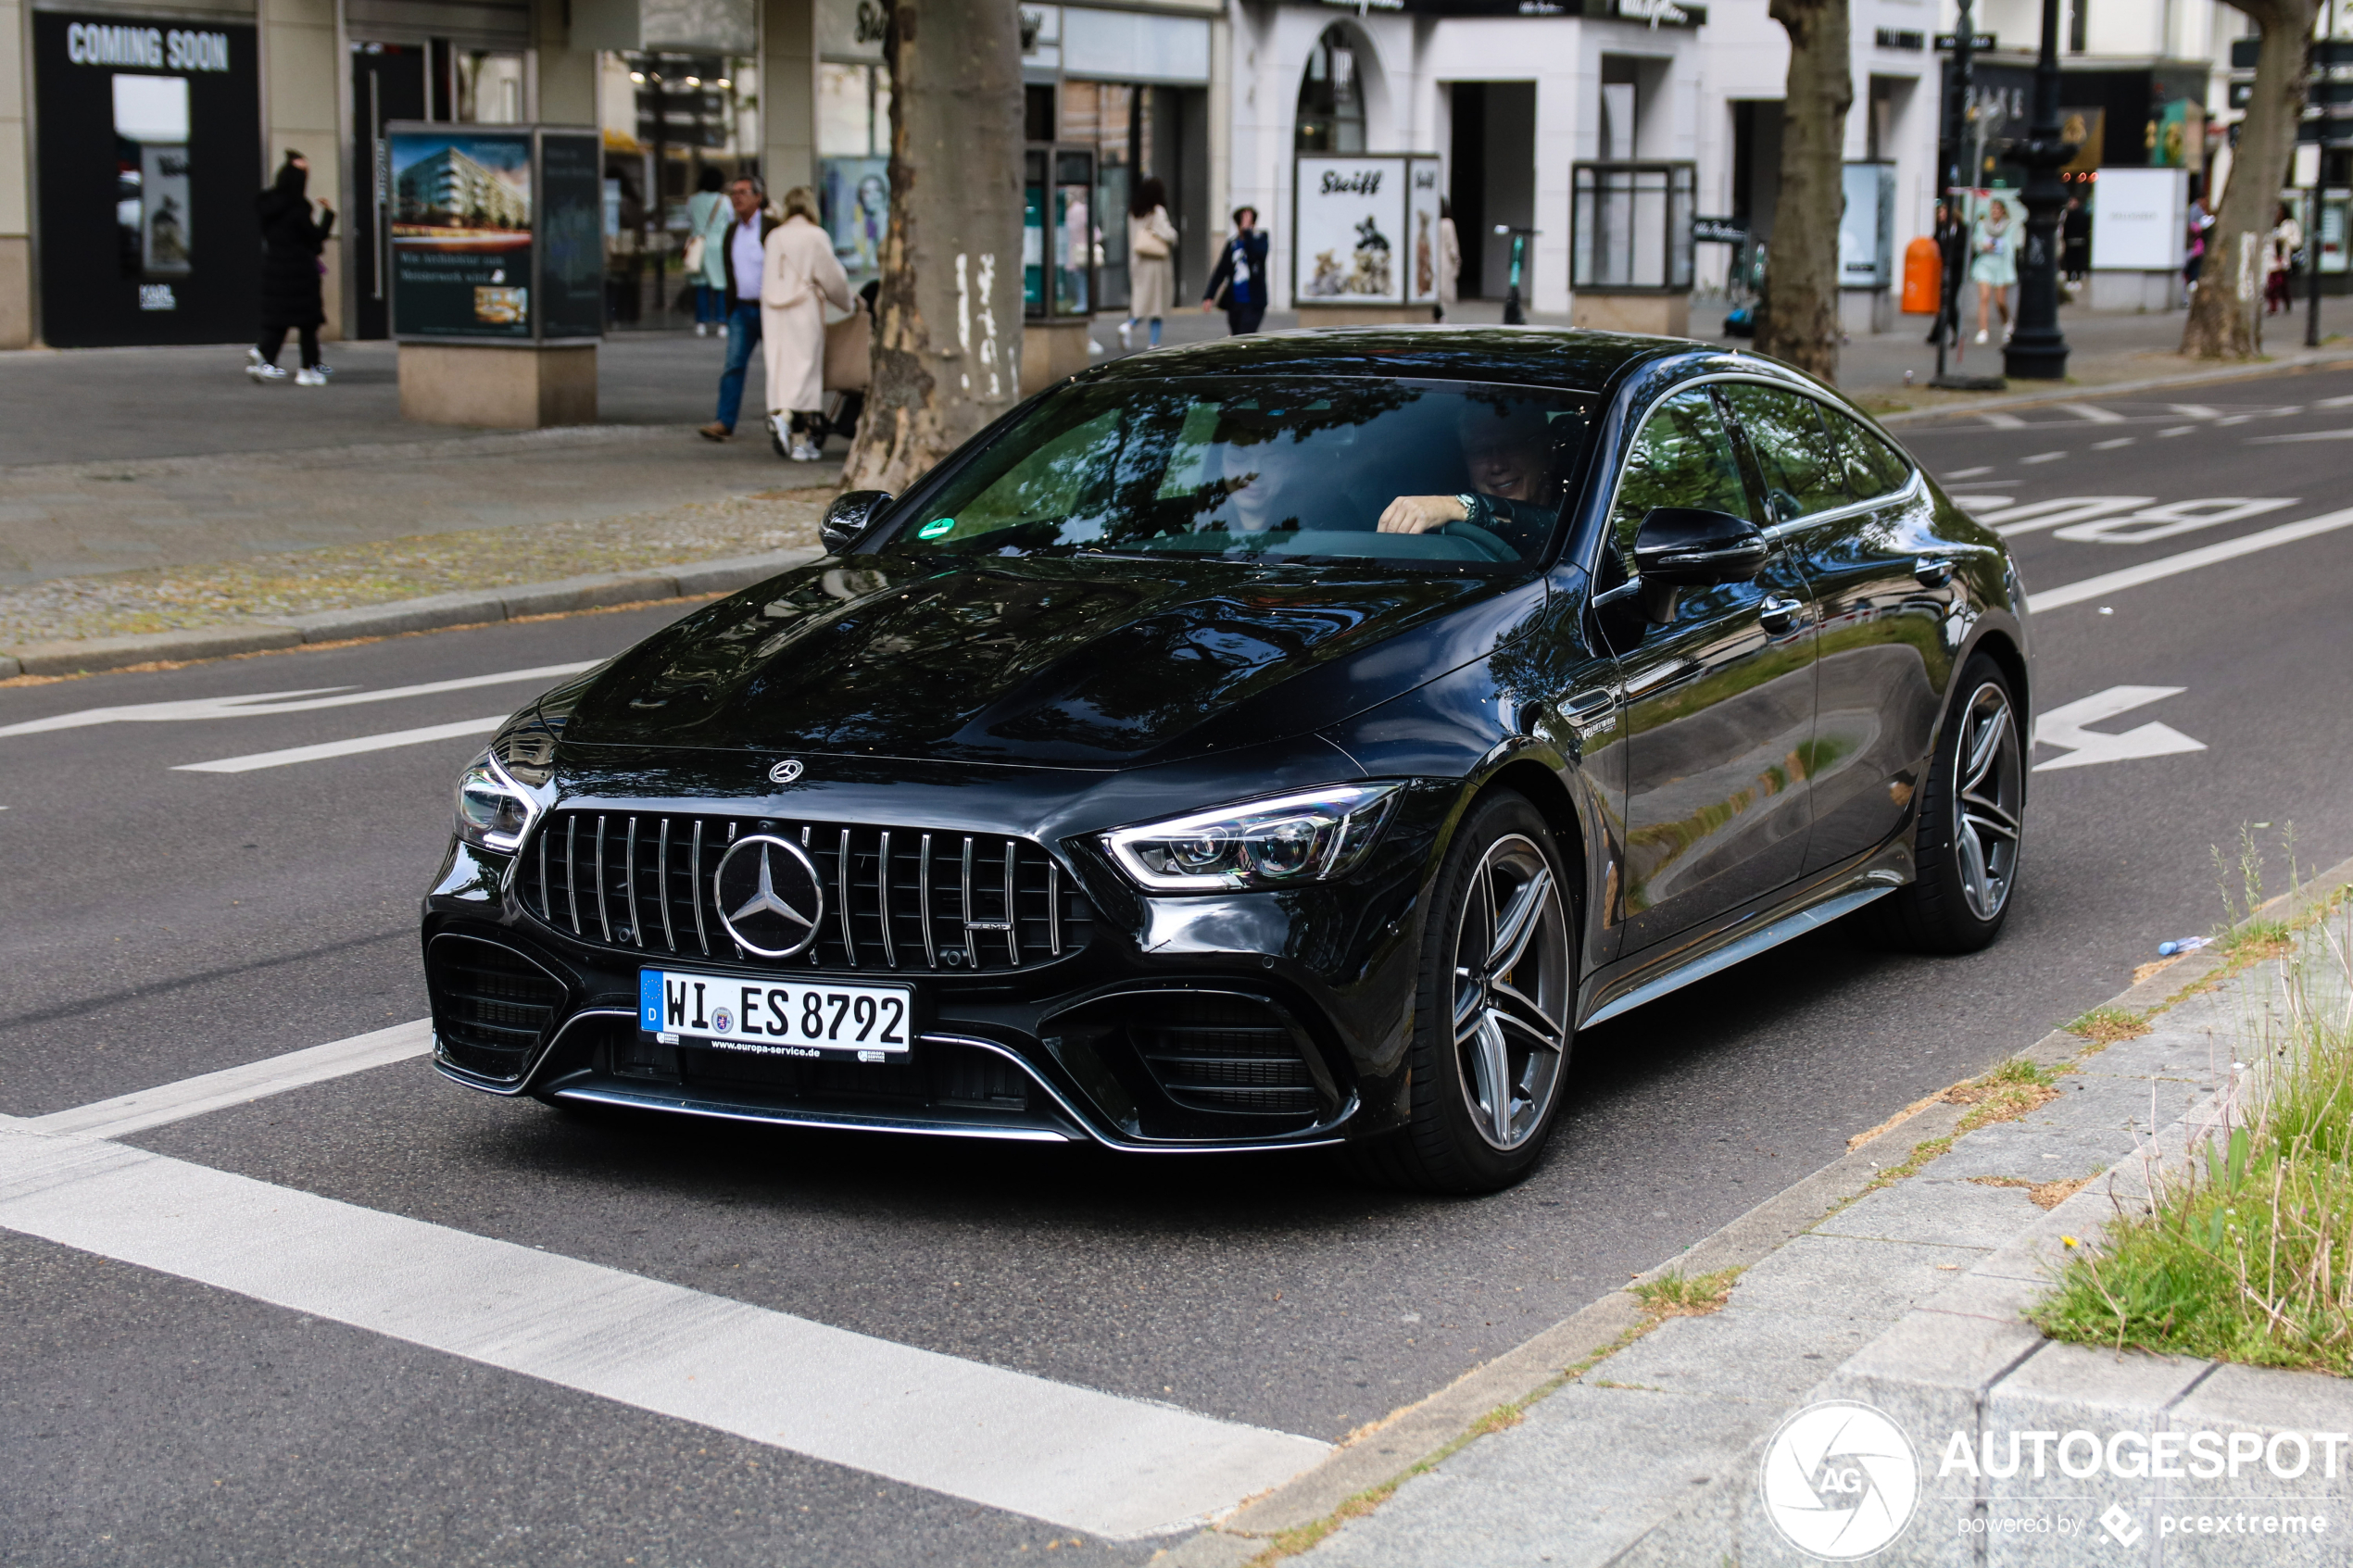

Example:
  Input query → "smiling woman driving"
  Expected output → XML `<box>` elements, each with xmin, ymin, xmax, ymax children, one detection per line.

<box><xmin>880</xmin><ymin>378</ymin><xmax>1589</xmax><ymax>568</ymax></box>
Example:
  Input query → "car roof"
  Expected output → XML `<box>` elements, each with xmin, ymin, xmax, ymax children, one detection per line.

<box><xmin>1075</xmin><ymin>325</ymin><xmax>1691</xmax><ymax>395</ymax></box>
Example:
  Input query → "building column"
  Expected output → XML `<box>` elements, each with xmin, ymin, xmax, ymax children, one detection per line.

<box><xmin>1</xmin><ymin>0</ymin><xmax>31</xmax><ymax>346</ymax></box>
<box><xmin>260</xmin><ymin>0</ymin><xmax>343</xmax><ymax>338</ymax></box>
<box><xmin>760</xmin><ymin>0</ymin><xmax>812</xmax><ymax>195</ymax></box>
<box><xmin>535</xmin><ymin>0</ymin><xmax>599</xmax><ymax>127</ymax></box>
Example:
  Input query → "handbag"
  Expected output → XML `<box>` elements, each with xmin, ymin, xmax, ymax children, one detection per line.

<box><xmin>1132</xmin><ymin>215</ymin><xmax>1171</xmax><ymax>261</ymax></box>
<box><xmin>683</xmin><ymin>233</ymin><xmax>706</xmax><ymax>273</ymax></box>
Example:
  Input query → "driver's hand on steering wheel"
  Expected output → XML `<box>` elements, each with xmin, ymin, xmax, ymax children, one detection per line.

<box><xmin>1378</xmin><ymin>495</ymin><xmax>1470</xmax><ymax>534</ymax></box>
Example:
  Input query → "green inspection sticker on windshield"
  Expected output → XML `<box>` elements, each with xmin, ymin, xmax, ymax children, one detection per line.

<box><xmin>917</xmin><ymin>517</ymin><xmax>955</xmax><ymax>540</ymax></box>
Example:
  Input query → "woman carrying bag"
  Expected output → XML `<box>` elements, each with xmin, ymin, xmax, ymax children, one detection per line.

<box><xmin>761</xmin><ymin>185</ymin><xmax>853</xmax><ymax>462</ymax></box>
<box><xmin>1121</xmin><ymin>177</ymin><xmax>1178</xmax><ymax>350</ymax></box>
<box><xmin>683</xmin><ymin>167</ymin><xmax>732</xmax><ymax>337</ymax></box>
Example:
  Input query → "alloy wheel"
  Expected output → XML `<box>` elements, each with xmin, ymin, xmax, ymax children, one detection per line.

<box><xmin>1451</xmin><ymin>834</ymin><xmax>1571</xmax><ymax>1150</ymax></box>
<box><xmin>1952</xmin><ymin>681</ymin><xmax>2023</xmax><ymax>922</ymax></box>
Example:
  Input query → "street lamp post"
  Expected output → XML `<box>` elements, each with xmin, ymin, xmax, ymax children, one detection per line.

<box><xmin>2004</xmin><ymin>0</ymin><xmax>2077</xmax><ymax>379</ymax></box>
<box><xmin>1933</xmin><ymin>0</ymin><xmax>2004</xmax><ymax>390</ymax></box>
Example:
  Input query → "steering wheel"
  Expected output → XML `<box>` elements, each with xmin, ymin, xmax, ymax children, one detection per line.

<box><xmin>1437</xmin><ymin>518</ymin><xmax>1521</xmax><ymax>562</ymax></box>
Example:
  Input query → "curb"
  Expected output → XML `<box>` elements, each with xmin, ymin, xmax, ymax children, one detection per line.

<box><xmin>0</xmin><ymin>422</ymin><xmax>711</xmax><ymax>484</ymax></box>
<box><xmin>1164</xmin><ymin>856</ymin><xmax>2353</xmax><ymax>1565</ymax></box>
<box><xmin>0</xmin><ymin>547</ymin><xmax>824</xmax><ymax>680</ymax></box>
<box><xmin>1873</xmin><ymin>346</ymin><xmax>2353</xmax><ymax>425</ymax></box>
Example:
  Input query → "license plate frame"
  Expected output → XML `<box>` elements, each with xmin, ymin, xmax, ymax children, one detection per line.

<box><xmin>638</xmin><ymin>967</ymin><xmax>917</xmax><ymax>1064</ymax></box>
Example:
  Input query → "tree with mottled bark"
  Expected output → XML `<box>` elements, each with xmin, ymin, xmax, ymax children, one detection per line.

<box><xmin>842</xmin><ymin>1</ymin><xmax>1026</xmax><ymax>495</ymax></box>
<box><xmin>2183</xmin><ymin>0</ymin><xmax>2321</xmax><ymax>358</ymax></box>
<box><xmin>1755</xmin><ymin>0</ymin><xmax>1854</xmax><ymax>382</ymax></box>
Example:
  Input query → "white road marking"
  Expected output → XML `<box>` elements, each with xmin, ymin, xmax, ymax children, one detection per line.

<box><xmin>2057</xmin><ymin>402</ymin><xmax>2124</xmax><ymax>423</ymax></box>
<box><xmin>2166</xmin><ymin>404</ymin><xmax>2220</xmax><ymax>420</ymax></box>
<box><xmin>2246</xmin><ymin>427</ymin><xmax>2353</xmax><ymax>444</ymax></box>
<box><xmin>0</xmin><ymin>1125</ymin><xmax>1327</xmax><ymax>1537</ymax></box>
<box><xmin>24</xmin><ymin>1020</ymin><xmax>433</xmax><ymax>1141</ymax></box>
<box><xmin>2029</xmin><ymin>506</ymin><xmax>2353</xmax><ymax>611</ymax></box>
<box><xmin>1977</xmin><ymin>411</ymin><xmax>2028</xmax><ymax>429</ymax></box>
<box><xmin>173</xmin><ymin>715</ymin><xmax>506</xmax><ymax>772</ymax></box>
<box><xmin>2158</xmin><ymin>426</ymin><xmax>2197</xmax><ymax>437</ymax></box>
<box><xmin>2090</xmin><ymin>437</ymin><xmax>2135</xmax><ymax>449</ymax></box>
<box><xmin>2315</xmin><ymin>394</ymin><xmax>2353</xmax><ymax>408</ymax></box>
<box><xmin>1942</xmin><ymin>466</ymin><xmax>1996</xmax><ymax>480</ymax></box>
<box><xmin>2019</xmin><ymin>451</ymin><xmax>2068</xmax><ymax>464</ymax></box>
<box><xmin>1978</xmin><ymin>496</ymin><xmax>2155</xmax><ymax>535</ymax></box>
<box><xmin>2049</xmin><ymin>496</ymin><xmax>2297</xmax><ymax>545</ymax></box>
<box><xmin>2032</xmin><ymin>686</ymin><xmax>2206</xmax><ymax>771</ymax></box>
<box><xmin>0</xmin><ymin>662</ymin><xmax>596</xmax><ymax>738</ymax></box>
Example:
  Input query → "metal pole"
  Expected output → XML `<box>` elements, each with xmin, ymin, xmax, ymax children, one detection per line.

<box><xmin>1933</xmin><ymin>0</ymin><xmax>2005</xmax><ymax>389</ymax></box>
<box><xmin>2004</xmin><ymin>0</ymin><xmax>2074</xmax><ymax>378</ymax></box>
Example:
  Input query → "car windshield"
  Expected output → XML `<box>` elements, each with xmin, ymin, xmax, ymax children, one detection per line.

<box><xmin>875</xmin><ymin>376</ymin><xmax>1593</xmax><ymax>570</ymax></box>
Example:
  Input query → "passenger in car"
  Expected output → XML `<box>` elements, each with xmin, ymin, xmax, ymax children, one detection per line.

<box><xmin>1374</xmin><ymin>403</ymin><xmax>1563</xmax><ymax>550</ymax></box>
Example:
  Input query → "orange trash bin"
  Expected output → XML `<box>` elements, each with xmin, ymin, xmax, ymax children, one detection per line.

<box><xmin>1901</xmin><ymin>236</ymin><xmax>1943</xmax><ymax>315</ymax></box>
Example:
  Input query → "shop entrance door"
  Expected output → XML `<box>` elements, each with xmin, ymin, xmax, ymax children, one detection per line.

<box><xmin>351</xmin><ymin>44</ymin><xmax>428</xmax><ymax>339</ymax></box>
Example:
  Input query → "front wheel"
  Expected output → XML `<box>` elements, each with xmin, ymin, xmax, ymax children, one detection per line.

<box><xmin>1870</xmin><ymin>654</ymin><xmax>2024</xmax><ymax>953</ymax></box>
<box><xmin>1342</xmin><ymin>792</ymin><xmax>1575</xmax><ymax>1194</ymax></box>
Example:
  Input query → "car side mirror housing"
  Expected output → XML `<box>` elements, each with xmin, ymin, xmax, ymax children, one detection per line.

<box><xmin>1631</xmin><ymin>508</ymin><xmax>1769</xmax><ymax>585</ymax></box>
<box><xmin>821</xmin><ymin>490</ymin><xmax>893</xmax><ymax>554</ymax></box>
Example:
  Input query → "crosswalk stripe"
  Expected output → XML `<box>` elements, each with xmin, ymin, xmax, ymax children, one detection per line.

<box><xmin>2165</xmin><ymin>403</ymin><xmax>2220</xmax><ymax>420</ymax></box>
<box><xmin>1977</xmin><ymin>411</ymin><xmax>2027</xmax><ymax>428</ymax></box>
<box><xmin>2029</xmin><ymin>507</ymin><xmax>2353</xmax><ymax>611</ymax></box>
<box><xmin>2056</xmin><ymin>402</ymin><xmax>2123</xmax><ymax>423</ymax></box>
<box><xmin>173</xmin><ymin>715</ymin><xmax>506</xmax><ymax>772</ymax></box>
<box><xmin>0</xmin><ymin>1124</ymin><xmax>1327</xmax><ymax>1537</ymax></box>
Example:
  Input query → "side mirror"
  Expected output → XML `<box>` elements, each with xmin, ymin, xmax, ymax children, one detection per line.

<box><xmin>1631</xmin><ymin>508</ymin><xmax>1769</xmax><ymax>585</ymax></box>
<box><xmin>821</xmin><ymin>490</ymin><xmax>893</xmax><ymax>555</ymax></box>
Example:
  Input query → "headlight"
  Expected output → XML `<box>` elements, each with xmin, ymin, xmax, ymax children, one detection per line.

<box><xmin>454</xmin><ymin>752</ymin><xmax>541</xmax><ymax>853</ymax></box>
<box><xmin>1101</xmin><ymin>783</ymin><xmax>1403</xmax><ymax>892</ymax></box>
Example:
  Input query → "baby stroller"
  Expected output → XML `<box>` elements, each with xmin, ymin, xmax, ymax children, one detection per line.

<box><xmin>772</xmin><ymin>282</ymin><xmax>876</xmax><ymax>459</ymax></box>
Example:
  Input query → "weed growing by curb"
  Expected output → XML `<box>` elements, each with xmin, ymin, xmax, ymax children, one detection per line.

<box><xmin>2067</xmin><ymin>1007</ymin><xmax>2150</xmax><ymax>1049</ymax></box>
<box><xmin>1633</xmin><ymin>1268</ymin><xmax>1742</xmax><ymax>1318</ymax></box>
<box><xmin>1945</xmin><ymin>1058</ymin><xmax>2064</xmax><ymax>1132</ymax></box>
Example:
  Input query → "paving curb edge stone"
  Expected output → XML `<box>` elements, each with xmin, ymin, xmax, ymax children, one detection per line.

<box><xmin>0</xmin><ymin>547</ymin><xmax>824</xmax><ymax>677</ymax></box>
<box><xmin>1156</xmin><ymin>855</ymin><xmax>2353</xmax><ymax>1563</ymax></box>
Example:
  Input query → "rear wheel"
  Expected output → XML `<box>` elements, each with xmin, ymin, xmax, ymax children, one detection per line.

<box><xmin>1870</xmin><ymin>654</ymin><xmax>2024</xmax><ymax>953</ymax></box>
<box><xmin>1343</xmin><ymin>792</ymin><xmax>1574</xmax><ymax>1194</ymax></box>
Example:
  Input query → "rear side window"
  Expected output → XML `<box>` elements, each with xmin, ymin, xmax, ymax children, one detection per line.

<box><xmin>1720</xmin><ymin>383</ymin><xmax>1848</xmax><ymax>524</ymax></box>
<box><xmin>1827</xmin><ymin>409</ymin><xmax>1914</xmax><ymax>500</ymax></box>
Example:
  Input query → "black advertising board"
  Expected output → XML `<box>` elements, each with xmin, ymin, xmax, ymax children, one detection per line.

<box><xmin>32</xmin><ymin>12</ymin><xmax>261</xmax><ymax>347</ymax></box>
<box><xmin>387</xmin><ymin>123</ymin><xmax>601</xmax><ymax>343</ymax></box>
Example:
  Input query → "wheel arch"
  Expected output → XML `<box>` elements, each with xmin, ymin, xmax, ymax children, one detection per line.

<box><xmin>1469</xmin><ymin>756</ymin><xmax>1591</xmax><ymax>928</ymax></box>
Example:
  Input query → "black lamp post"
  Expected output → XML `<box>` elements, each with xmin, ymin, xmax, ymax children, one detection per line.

<box><xmin>2004</xmin><ymin>0</ymin><xmax>2077</xmax><ymax>379</ymax></box>
<box><xmin>1932</xmin><ymin>0</ymin><xmax>2005</xmax><ymax>390</ymax></box>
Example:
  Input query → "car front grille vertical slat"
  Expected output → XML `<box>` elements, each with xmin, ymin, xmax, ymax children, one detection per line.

<box><xmin>519</xmin><ymin>810</ymin><xmax>1091</xmax><ymax>973</ymax></box>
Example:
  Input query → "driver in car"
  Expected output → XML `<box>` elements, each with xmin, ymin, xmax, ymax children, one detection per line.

<box><xmin>1376</xmin><ymin>404</ymin><xmax>1561</xmax><ymax>551</ymax></box>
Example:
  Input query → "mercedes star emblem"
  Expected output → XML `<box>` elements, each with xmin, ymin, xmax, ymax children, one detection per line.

<box><xmin>712</xmin><ymin>834</ymin><xmax>824</xmax><ymax>958</ymax></box>
<box><xmin>768</xmin><ymin>759</ymin><xmax>804</xmax><ymax>785</ymax></box>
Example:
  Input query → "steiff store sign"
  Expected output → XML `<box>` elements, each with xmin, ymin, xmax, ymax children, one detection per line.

<box><xmin>1293</xmin><ymin>153</ymin><xmax>1445</xmax><ymax>308</ymax></box>
<box><xmin>33</xmin><ymin>11</ymin><xmax>261</xmax><ymax>346</ymax></box>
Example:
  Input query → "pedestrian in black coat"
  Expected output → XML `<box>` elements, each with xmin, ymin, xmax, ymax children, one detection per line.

<box><xmin>250</xmin><ymin>152</ymin><xmax>335</xmax><ymax>384</ymax></box>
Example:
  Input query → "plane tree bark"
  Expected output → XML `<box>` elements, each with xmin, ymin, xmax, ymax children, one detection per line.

<box><xmin>1755</xmin><ymin>0</ymin><xmax>1854</xmax><ymax>382</ymax></box>
<box><xmin>842</xmin><ymin>0</ymin><xmax>1026</xmax><ymax>495</ymax></box>
<box><xmin>2182</xmin><ymin>0</ymin><xmax>2321</xmax><ymax>358</ymax></box>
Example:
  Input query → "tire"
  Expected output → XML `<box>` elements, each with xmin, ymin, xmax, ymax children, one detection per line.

<box><xmin>1342</xmin><ymin>791</ymin><xmax>1576</xmax><ymax>1194</ymax></box>
<box><xmin>1869</xmin><ymin>654</ymin><xmax>2024</xmax><ymax>954</ymax></box>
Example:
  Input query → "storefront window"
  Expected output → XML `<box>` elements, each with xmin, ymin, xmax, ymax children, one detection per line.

<box><xmin>818</xmin><ymin>59</ymin><xmax>889</xmax><ymax>289</ymax></box>
<box><xmin>1296</xmin><ymin>27</ymin><xmax>1365</xmax><ymax>154</ymax></box>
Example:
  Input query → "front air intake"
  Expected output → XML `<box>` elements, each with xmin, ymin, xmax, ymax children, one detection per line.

<box><xmin>425</xmin><ymin>934</ymin><xmax>565</xmax><ymax>1082</ymax></box>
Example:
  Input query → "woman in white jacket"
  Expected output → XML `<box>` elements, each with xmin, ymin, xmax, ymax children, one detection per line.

<box><xmin>761</xmin><ymin>186</ymin><xmax>853</xmax><ymax>461</ymax></box>
<box><xmin>1120</xmin><ymin>177</ymin><xmax>1178</xmax><ymax>350</ymax></box>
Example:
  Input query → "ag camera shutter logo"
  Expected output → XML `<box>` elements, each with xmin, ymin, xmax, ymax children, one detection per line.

<box><xmin>1759</xmin><ymin>1400</ymin><xmax>1920</xmax><ymax>1559</ymax></box>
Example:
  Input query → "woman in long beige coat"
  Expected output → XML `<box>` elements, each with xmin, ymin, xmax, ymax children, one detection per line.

<box><xmin>1120</xmin><ymin>177</ymin><xmax>1178</xmax><ymax>350</ymax></box>
<box><xmin>761</xmin><ymin>186</ymin><xmax>853</xmax><ymax>461</ymax></box>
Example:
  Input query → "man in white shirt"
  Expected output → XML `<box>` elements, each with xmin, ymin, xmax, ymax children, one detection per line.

<box><xmin>700</xmin><ymin>175</ymin><xmax>779</xmax><ymax>442</ymax></box>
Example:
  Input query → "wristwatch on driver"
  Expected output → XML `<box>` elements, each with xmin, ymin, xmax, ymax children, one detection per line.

<box><xmin>1454</xmin><ymin>493</ymin><xmax>1483</xmax><ymax>526</ymax></box>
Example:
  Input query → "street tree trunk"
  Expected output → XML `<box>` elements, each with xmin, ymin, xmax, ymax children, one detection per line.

<box><xmin>842</xmin><ymin>1</ymin><xmax>1026</xmax><ymax>495</ymax></box>
<box><xmin>2182</xmin><ymin>0</ymin><xmax>2319</xmax><ymax>358</ymax></box>
<box><xmin>1755</xmin><ymin>0</ymin><xmax>1854</xmax><ymax>382</ymax></box>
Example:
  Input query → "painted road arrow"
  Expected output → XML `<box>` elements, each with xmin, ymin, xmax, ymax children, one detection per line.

<box><xmin>2031</xmin><ymin>685</ymin><xmax>2208</xmax><ymax>771</ymax></box>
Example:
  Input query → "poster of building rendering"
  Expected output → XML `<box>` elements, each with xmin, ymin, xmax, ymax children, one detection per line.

<box><xmin>388</xmin><ymin>129</ymin><xmax>534</xmax><ymax>336</ymax></box>
<box><xmin>1294</xmin><ymin>155</ymin><xmax>1403</xmax><ymax>306</ymax></box>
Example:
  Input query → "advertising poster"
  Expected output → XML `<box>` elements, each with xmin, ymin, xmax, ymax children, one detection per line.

<box><xmin>1295</xmin><ymin>155</ymin><xmax>1403</xmax><ymax>305</ymax></box>
<box><xmin>820</xmin><ymin>157</ymin><xmax>889</xmax><ymax>286</ymax></box>
<box><xmin>389</xmin><ymin>128</ymin><xmax>533</xmax><ymax>337</ymax></box>
<box><xmin>1404</xmin><ymin>157</ymin><xmax>1443</xmax><ymax>304</ymax></box>
<box><xmin>536</xmin><ymin>132</ymin><xmax>604</xmax><ymax>339</ymax></box>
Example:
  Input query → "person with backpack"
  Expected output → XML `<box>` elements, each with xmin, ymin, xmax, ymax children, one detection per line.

<box><xmin>1202</xmin><ymin>207</ymin><xmax>1269</xmax><ymax>335</ymax></box>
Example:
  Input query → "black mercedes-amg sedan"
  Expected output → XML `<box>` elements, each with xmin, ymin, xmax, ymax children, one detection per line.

<box><xmin>422</xmin><ymin>328</ymin><xmax>2030</xmax><ymax>1192</ymax></box>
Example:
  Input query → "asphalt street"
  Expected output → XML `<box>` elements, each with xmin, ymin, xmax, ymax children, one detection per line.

<box><xmin>4</xmin><ymin>364</ymin><xmax>2353</xmax><ymax>1564</ymax></box>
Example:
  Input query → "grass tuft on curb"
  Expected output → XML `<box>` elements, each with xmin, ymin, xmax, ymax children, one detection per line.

<box><xmin>2067</xmin><ymin>1007</ymin><xmax>2150</xmax><ymax>1048</ymax></box>
<box><xmin>1632</xmin><ymin>1268</ymin><xmax>1741</xmax><ymax>1318</ymax></box>
<box><xmin>1944</xmin><ymin>1058</ymin><xmax>2064</xmax><ymax>1133</ymax></box>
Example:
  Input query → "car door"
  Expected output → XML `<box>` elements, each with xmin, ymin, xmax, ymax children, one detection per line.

<box><xmin>1727</xmin><ymin>383</ymin><xmax>1953</xmax><ymax>875</ymax></box>
<box><xmin>1591</xmin><ymin>384</ymin><xmax>1818</xmax><ymax>957</ymax></box>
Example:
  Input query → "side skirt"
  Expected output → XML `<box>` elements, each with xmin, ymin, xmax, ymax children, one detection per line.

<box><xmin>1578</xmin><ymin>879</ymin><xmax>1899</xmax><ymax>1031</ymax></box>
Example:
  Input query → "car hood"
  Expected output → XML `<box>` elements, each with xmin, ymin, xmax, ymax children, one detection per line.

<box><xmin>559</xmin><ymin>551</ymin><xmax>1542</xmax><ymax>769</ymax></box>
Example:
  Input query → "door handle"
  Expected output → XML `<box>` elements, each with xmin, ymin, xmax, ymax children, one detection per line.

<box><xmin>1758</xmin><ymin>594</ymin><xmax>1804</xmax><ymax>634</ymax></box>
<box><xmin>1913</xmin><ymin>557</ymin><xmax>1955</xmax><ymax>588</ymax></box>
<box><xmin>1562</xmin><ymin>687</ymin><xmax>1617</xmax><ymax>728</ymax></box>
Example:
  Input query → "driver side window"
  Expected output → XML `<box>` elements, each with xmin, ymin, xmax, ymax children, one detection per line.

<box><xmin>1719</xmin><ymin>383</ymin><xmax>1849</xmax><ymax>524</ymax></box>
<box><xmin>1606</xmin><ymin>387</ymin><xmax>1754</xmax><ymax>575</ymax></box>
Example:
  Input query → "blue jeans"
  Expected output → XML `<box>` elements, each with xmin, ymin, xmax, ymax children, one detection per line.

<box><xmin>715</xmin><ymin>299</ymin><xmax>762</xmax><ymax>432</ymax></box>
<box><xmin>693</xmin><ymin>282</ymin><xmax>724</xmax><ymax>325</ymax></box>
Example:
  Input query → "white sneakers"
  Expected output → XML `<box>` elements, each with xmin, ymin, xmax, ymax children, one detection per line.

<box><xmin>1117</xmin><ymin>320</ymin><xmax>1134</xmax><ymax>349</ymax></box>
<box><xmin>295</xmin><ymin>367</ymin><xmax>327</xmax><ymax>387</ymax></box>
<box><xmin>245</xmin><ymin>349</ymin><xmax>287</xmax><ymax>383</ymax></box>
<box><xmin>1973</xmin><ymin>329</ymin><xmax>1989</xmax><ymax>345</ymax></box>
<box><xmin>789</xmin><ymin>439</ymin><xmax>822</xmax><ymax>461</ymax></box>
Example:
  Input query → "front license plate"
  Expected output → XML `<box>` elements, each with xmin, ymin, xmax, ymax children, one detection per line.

<box><xmin>639</xmin><ymin>968</ymin><xmax>914</xmax><ymax>1062</ymax></box>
